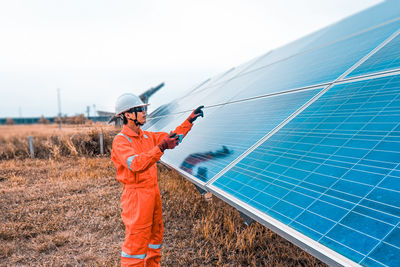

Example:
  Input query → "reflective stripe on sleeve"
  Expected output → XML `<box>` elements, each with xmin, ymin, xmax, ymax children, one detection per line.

<box><xmin>148</xmin><ymin>243</ymin><xmax>162</xmax><ymax>249</ymax></box>
<box><xmin>121</xmin><ymin>251</ymin><xmax>146</xmax><ymax>259</ymax></box>
<box><xmin>117</xmin><ymin>133</ymin><xmax>132</xmax><ymax>142</ymax></box>
<box><xmin>127</xmin><ymin>155</ymin><xmax>137</xmax><ymax>171</ymax></box>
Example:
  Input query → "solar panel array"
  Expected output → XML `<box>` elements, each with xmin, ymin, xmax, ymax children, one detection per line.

<box><xmin>211</xmin><ymin>75</ymin><xmax>400</xmax><ymax>266</ymax></box>
<box><xmin>145</xmin><ymin>1</ymin><xmax>400</xmax><ymax>265</ymax></box>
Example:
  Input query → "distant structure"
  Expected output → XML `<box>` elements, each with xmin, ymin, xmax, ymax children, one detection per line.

<box><xmin>99</xmin><ymin>82</ymin><xmax>165</xmax><ymax>125</ymax></box>
<box><xmin>138</xmin><ymin>82</ymin><xmax>165</xmax><ymax>105</ymax></box>
<box><xmin>0</xmin><ymin>84</ymin><xmax>164</xmax><ymax>126</ymax></box>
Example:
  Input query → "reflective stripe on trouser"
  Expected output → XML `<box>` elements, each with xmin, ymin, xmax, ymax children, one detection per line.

<box><xmin>148</xmin><ymin>243</ymin><xmax>162</xmax><ymax>249</ymax></box>
<box><xmin>121</xmin><ymin>251</ymin><xmax>146</xmax><ymax>259</ymax></box>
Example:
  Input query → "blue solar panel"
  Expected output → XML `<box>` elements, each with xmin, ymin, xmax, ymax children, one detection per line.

<box><xmin>211</xmin><ymin>74</ymin><xmax>400</xmax><ymax>265</ymax></box>
<box><xmin>228</xmin><ymin>19</ymin><xmax>400</xmax><ymax>101</ymax></box>
<box><xmin>150</xmin><ymin>19</ymin><xmax>400</xmax><ymax>117</ymax></box>
<box><xmin>144</xmin><ymin>2</ymin><xmax>400</xmax><ymax>265</ymax></box>
<box><xmin>347</xmin><ymin>33</ymin><xmax>400</xmax><ymax>78</ymax></box>
<box><xmin>144</xmin><ymin>102</ymin><xmax>178</xmax><ymax>130</ymax></box>
<box><xmin>158</xmin><ymin>88</ymin><xmax>322</xmax><ymax>183</ymax></box>
<box><xmin>172</xmin><ymin>4</ymin><xmax>400</xmax><ymax>106</ymax></box>
<box><xmin>234</xmin><ymin>3</ymin><xmax>400</xmax><ymax>76</ymax></box>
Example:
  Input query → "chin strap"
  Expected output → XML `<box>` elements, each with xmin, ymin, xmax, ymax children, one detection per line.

<box><xmin>128</xmin><ymin>118</ymin><xmax>143</xmax><ymax>126</ymax></box>
<box><xmin>128</xmin><ymin>110</ymin><xmax>143</xmax><ymax>126</ymax></box>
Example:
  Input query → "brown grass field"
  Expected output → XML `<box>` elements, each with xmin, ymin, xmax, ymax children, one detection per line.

<box><xmin>0</xmin><ymin>124</ymin><xmax>327</xmax><ymax>266</ymax></box>
<box><xmin>0</xmin><ymin>124</ymin><xmax>118</xmax><ymax>160</ymax></box>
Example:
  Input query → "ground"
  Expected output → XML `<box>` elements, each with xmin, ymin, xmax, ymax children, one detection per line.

<box><xmin>0</xmin><ymin>156</ymin><xmax>327</xmax><ymax>266</ymax></box>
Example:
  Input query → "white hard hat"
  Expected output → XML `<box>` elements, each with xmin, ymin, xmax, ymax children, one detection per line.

<box><xmin>115</xmin><ymin>93</ymin><xmax>149</xmax><ymax>116</ymax></box>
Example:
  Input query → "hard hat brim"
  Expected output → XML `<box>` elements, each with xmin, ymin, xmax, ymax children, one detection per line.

<box><xmin>109</xmin><ymin>103</ymin><xmax>150</xmax><ymax>123</ymax></box>
<box><xmin>117</xmin><ymin>103</ymin><xmax>150</xmax><ymax>115</ymax></box>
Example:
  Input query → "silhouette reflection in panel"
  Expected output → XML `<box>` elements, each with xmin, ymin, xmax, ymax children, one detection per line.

<box><xmin>180</xmin><ymin>146</ymin><xmax>233</xmax><ymax>195</ymax></box>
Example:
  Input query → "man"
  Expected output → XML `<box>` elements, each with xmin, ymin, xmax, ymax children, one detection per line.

<box><xmin>111</xmin><ymin>93</ymin><xmax>204</xmax><ymax>267</ymax></box>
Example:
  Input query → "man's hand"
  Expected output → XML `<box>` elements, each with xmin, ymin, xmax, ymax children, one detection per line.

<box><xmin>187</xmin><ymin>106</ymin><xmax>204</xmax><ymax>123</ymax></box>
<box><xmin>158</xmin><ymin>133</ymin><xmax>180</xmax><ymax>152</ymax></box>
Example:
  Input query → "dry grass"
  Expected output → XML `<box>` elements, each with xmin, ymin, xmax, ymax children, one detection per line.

<box><xmin>0</xmin><ymin>124</ymin><xmax>115</xmax><ymax>138</ymax></box>
<box><xmin>0</xmin><ymin>157</ymin><xmax>327</xmax><ymax>266</ymax></box>
<box><xmin>0</xmin><ymin>125</ymin><xmax>326</xmax><ymax>266</ymax></box>
<box><xmin>0</xmin><ymin>124</ymin><xmax>118</xmax><ymax>160</ymax></box>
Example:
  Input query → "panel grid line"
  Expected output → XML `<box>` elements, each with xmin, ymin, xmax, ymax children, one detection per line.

<box><xmin>230</xmin><ymin>154</ymin><xmax>400</xmax><ymax>209</ymax></box>
<box><xmin>208</xmin><ymin>183</ymin><xmax>361</xmax><ymax>266</ymax></box>
<box><xmin>245</xmin><ymin>79</ymin><xmax>395</xmax><ymax>228</ymax></box>
<box><xmin>148</xmin><ymin>5</ymin><xmax>400</xmax><ymax>266</ymax></box>
<box><xmin>225</xmin><ymin>159</ymin><xmax>400</xmax><ymax>219</ymax></box>
<box><xmin>204</xmin><ymin>22</ymin><xmax>400</xmax><ymax>190</ymax></box>
<box><xmin>363</xmin><ymin>218</ymin><xmax>400</xmax><ymax>264</ymax></box>
<box><xmin>204</xmin><ymin>86</ymin><xmax>330</xmax><ymax>186</ymax></box>
<box><xmin>146</xmin><ymin>67</ymin><xmax>400</xmax><ymax>123</ymax></box>
<box><xmin>216</xmin><ymin>176</ymin><xmax>389</xmax><ymax>256</ymax></box>
<box><xmin>315</xmin><ymin>77</ymin><xmax>398</xmax><ymax>248</ymax></box>
<box><xmin>223</xmin><ymin>162</ymin><xmax>400</xmax><ymax>224</ymax></box>
<box><xmin>211</xmin><ymin>74</ymin><xmax>400</xmax><ymax>265</ymax></box>
<box><xmin>256</xmin><ymin>142</ymin><xmax>398</xmax><ymax>173</ymax></box>
<box><xmin>338</xmin><ymin>28</ymin><xmax>400</xmax><ymax>81</ymax></box>
<box><xmin>223</xmin><ymin>19</ymin><xmax>400</xmax><ymax>86</ymax></box>
<box><xmin>217</xmin><ymin>165</ymin><xmax>398</xmax><ymax>227</ymax></box>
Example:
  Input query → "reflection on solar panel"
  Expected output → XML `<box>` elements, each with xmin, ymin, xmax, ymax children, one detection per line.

<box><xmin>146</xmin><ymin>1</ymin><xmax>400</xmax><ymax>266</ymax></box>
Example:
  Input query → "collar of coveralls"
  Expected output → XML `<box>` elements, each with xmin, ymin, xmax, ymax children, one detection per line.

<box><xmin>121</xmin><ymin>124</ymin><xmax>145</xmax><ymax>138</ymax></box>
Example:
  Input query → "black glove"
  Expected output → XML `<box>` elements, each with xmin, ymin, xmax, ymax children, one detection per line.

<box><xmin>187</xmin><ymin>106</ymin><xmax>204</xmax><ymax>123</ymax></box>
<box><xmin>158</xmin><ymin>133</ymin><xmax>179</xmax><ymax>152</ymax></box>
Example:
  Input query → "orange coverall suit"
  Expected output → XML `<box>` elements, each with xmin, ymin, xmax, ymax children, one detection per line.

<box><xmin>111</xmin><ymin>119</ymin><xmax>193</xmax><ymax>267</ymax></box>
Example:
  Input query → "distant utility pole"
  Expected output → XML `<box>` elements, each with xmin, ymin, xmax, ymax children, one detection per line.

<box><xmin>57</xmin><ymin>88</ymin><xmax>62</xmax><ymax>130</ymax></box>
<box><xmin>86</xmin><ymin>106</ymin><xmax>90</xmax><ymax>118</ymax></box>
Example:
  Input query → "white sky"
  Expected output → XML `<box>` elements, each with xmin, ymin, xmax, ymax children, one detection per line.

<box><xmin>0</xmin><ymin>0</ymin><xmax>382</xmax><ymax>117</ymax></box>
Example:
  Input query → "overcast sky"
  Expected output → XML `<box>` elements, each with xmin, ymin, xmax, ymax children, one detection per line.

<box><xmin>0</xmin><ymin>0</ymin><xmax>382</xmax><ymax>117</ymax></box>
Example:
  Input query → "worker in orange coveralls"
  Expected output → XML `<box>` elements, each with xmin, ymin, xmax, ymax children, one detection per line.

<box><xmin>111</xmin><ymin>93</ymin><xmax>204</xmax><ymax>267</ymax></box>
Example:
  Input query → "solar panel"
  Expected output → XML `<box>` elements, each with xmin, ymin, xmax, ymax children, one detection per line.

<box><xmin>147</xmin><ymin>19</ymin><xmax>400</xmax><ymax>116</ymax></box>
<box><xmin>236</xmin><ymin>2</ymin><xmax>400</xmax><ymax>76</ymax></box>
<box><xmin>209</xmin><ymin>74</ymin><xmax>400</xmax><ymax>266</ymax></box>
<box><xmin>160</xmin><ymin>88</ymin><xmax>323</xmax><ymax>185</ymax></box>
<box><xmin>144</xmin><ymin>1</ymin><xmax>400</xmax><ymax>265</ymax></box>
<box><xmin>228</xmin><ymin>19</ymin><xmax>400</xmax><ymax>101</ymax></box>
<box><xmin>346</xmin><ymin>32</ymin><xmax>400</xmax><ymax>78</ymax></box>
